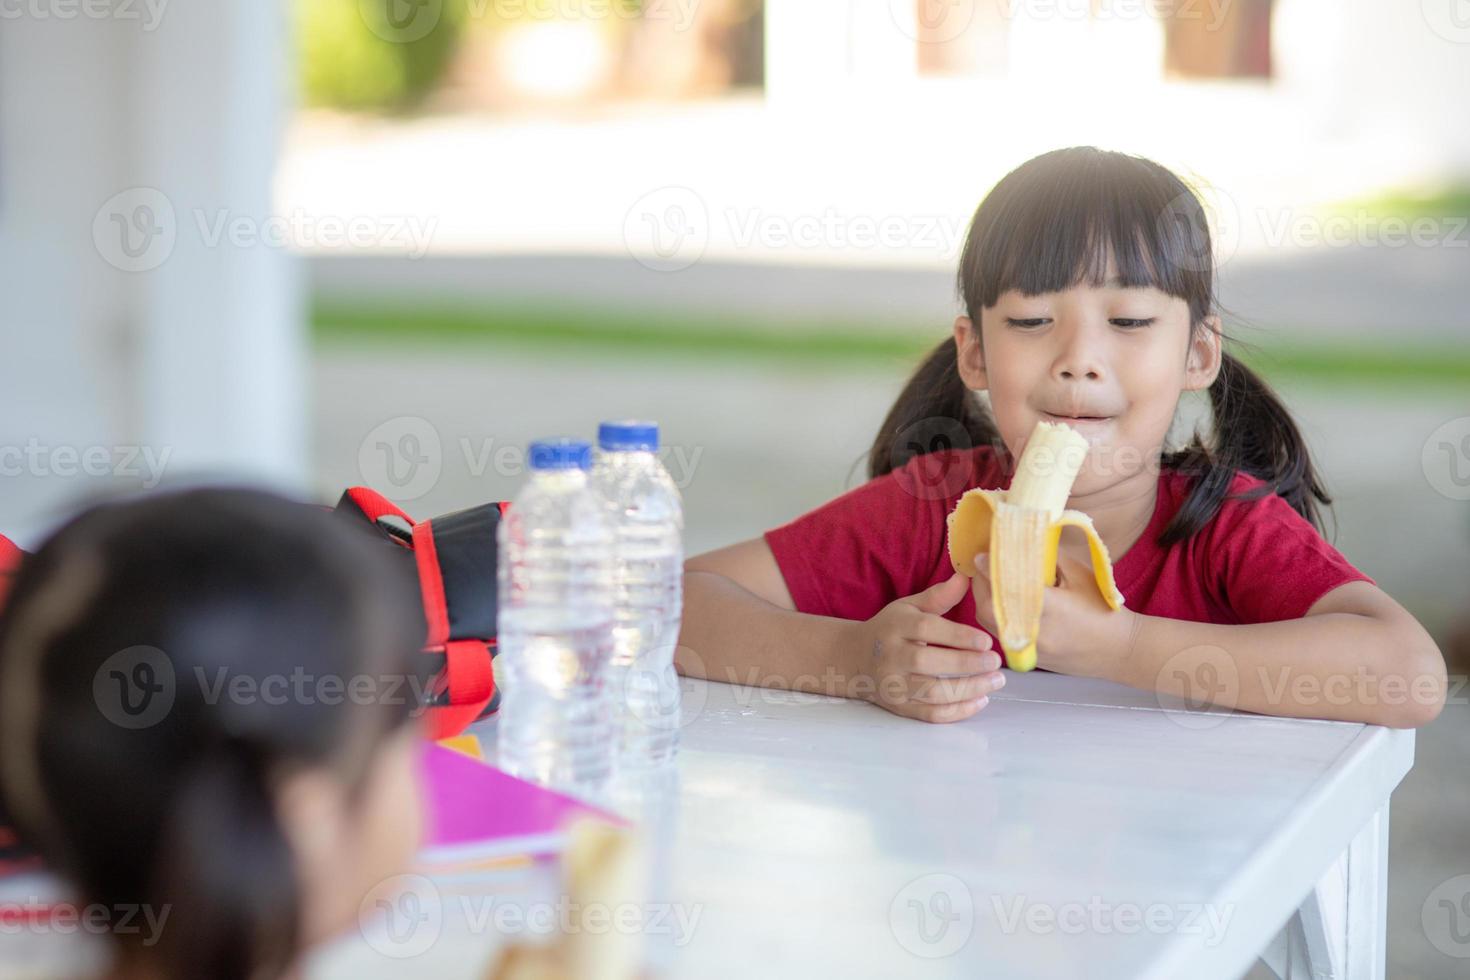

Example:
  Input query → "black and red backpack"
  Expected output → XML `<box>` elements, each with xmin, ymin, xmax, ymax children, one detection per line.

<box><xmin>330</xmin><ymin>487</ymin><xmax>504</xmax><ymax>740</ymax></box>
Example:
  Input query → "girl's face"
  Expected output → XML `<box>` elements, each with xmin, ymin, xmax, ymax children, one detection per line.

<box><xmin>284</xmin><ymin>723</ymin><xmax>426</xmax><ymax>951</ymax></box>
<box><xmin>955</xmin><ymin>263</ymin><xmax>1221</xmax><ymax>497</ymax></box>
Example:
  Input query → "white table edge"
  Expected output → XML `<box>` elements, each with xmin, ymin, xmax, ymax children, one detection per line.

<box><xmin>1141</xmin><ymin>723</ymin><xmax>1414</xmax><ymax>980</ymax></box>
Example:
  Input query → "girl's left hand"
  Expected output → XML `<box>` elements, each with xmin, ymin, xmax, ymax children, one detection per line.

<box><xmin>969</xmin><ymin>552</ymin><xmax>1140</xmax><ymax>680</ymax></box>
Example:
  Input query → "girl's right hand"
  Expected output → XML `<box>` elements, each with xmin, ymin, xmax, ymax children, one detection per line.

<box><xmin>857</xmin><ymin>572</ymin><xmax>1006</xmax><ymax>723</ymax></box>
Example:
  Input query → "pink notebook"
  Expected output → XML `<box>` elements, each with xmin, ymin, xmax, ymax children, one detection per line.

<box><xmin>419</xmin><ymin>743</ymin><xmax>620</xmax><ymax>863</ymax></box>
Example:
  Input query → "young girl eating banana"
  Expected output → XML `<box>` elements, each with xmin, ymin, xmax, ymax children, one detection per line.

<box><xmin>679</xmin><ymin>146</ymin><xmax>1447</xmax><ymax>729</ymax></box>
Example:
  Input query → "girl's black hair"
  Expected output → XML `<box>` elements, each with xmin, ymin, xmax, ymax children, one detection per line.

<box><xmin>870</xmin><ymin>145</ymin><xmax>1331</xmax><ymax>545</ymax></box>
<box><xmin>0</xmin><ymin>488</ymin><xmax>430</xmax><ymax>980</ymax></box>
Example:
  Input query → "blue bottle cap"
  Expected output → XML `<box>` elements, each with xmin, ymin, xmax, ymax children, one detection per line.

<box><xmin>598</xmin><ymin>420</ymin><xmax>660</xmax><ymax>452</ymax></box>
<box><xmin>528</xmin><ymin>438</ymin><xmax>592</xmax><ymax>471</ymax></box>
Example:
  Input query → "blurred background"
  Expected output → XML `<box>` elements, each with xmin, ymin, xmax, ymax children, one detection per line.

<box><xmin>1</xmin><ymin>1</ymin><xmax>1467</xmax><ymax>977</ymax></box>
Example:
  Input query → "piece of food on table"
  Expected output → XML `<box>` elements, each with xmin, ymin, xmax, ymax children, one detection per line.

<box><xmin>487</xmin><ymin>945</ymin><xmax>562</xmax><ymax>980</ymax></box>
<box><xmin>946</xmin><ymin>420</ymin><xmax>1126</xmax><ymax>671</ymax></box>
<box><xmin>562</xmin><ymin>817</ymin><xmax>646</xmax><ymax>980</ymax></box>
<box><xmin>484</xmin><ymin>818</ymin><xmax>647</xmax><ymax>980</ymax></box>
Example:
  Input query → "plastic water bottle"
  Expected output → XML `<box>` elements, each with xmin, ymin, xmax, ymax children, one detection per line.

<box><xmin>496</xmin><ymin>438</ymin><xmax>616</xmax><ymax>797</ymax></box>
<box><xmin>591</xmin><ymin>420</ymin><xmax>684</xmax><ymax>767</ymax></box>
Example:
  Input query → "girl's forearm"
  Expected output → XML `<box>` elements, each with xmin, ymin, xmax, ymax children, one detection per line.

<box><xmin>676</xmin><ymin>570</ymin><xmax>869</xmax><ymax>698</ymax></box>
<box><xmin>1114</xmin><ymin>612</ymin><xmax>1447</xmax><ymax>728</ymax></box>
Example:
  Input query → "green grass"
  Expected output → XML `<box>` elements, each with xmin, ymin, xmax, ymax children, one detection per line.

<box><xmin>313</xmin><ymin>301</ymin><xmax>1470</xmax><ymax>389</ymax></box>
<box><xmin>1234</xmin><ymin>342</ymin><xmax>1470</xmax><ymax>388</ymax></box>
<box><xmin>313</xmin><ymin>302</ymin><xmax>935</xmax><ymax>366</ymax></box>
<box><xmin>1333</xmin><ymin>184</ymin><xmax>1470</xmax><ymax>221</ymax></box>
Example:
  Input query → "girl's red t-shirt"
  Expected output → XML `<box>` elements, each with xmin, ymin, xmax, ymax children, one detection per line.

<box><xmin>763</xmin><ymin>447</ymin><xmax>1373</xmax><ymax>641</ymax></box>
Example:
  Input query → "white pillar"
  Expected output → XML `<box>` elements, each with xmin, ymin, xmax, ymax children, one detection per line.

<box><xmin>131</xmin><ymin>0</ymin><xmax>307</xmax><ymax>486</ymax></box>
<box><xmin>0</xmin><ymin>1</ymin><xmax>306</xmax><ymax>544</ymax></box>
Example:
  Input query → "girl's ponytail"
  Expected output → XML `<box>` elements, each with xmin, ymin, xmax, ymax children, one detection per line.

<box><xmin>1161</xmin><ymin>349</ymin><xmax>1332</xmax><ymax>545</ymax></box>
<box><xmin>150</xmin><ymin>739</ymin><xmax>298</xmax><ymax>980</ymax></box>
<box><xmin>867</xmin><ymin>334</ymin><xmax>1002</xmax><ymax>480</ymax></box>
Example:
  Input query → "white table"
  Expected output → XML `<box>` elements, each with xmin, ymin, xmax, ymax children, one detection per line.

<box><xmin>314</xmin><ymin>670</ymin><xmax>1414</xmax><ymax>980</ymax></box>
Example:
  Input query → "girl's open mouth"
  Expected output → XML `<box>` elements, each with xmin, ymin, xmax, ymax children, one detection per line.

<box><xmin>1042</xmin><ymin>411</ymin><xmax>1113</xmax><ymax>425</ymax></box>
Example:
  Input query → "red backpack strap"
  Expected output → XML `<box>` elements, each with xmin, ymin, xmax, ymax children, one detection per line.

<box><xmin>0</xmin><ymin>534</ymin><xmax>24</xmax><ymax>610</ymax></box>
<box><xmin>334</xmin><ymin>488</ymin><xmax>416</xmax><ymax>543</ymax></box>
<box><xmin>423</xmin><ymin>640</ymin><xmax>497</xmax><ymax>739</ymax></box>
<box><xmin>411</xmin><ymin>506</ymin><xmax>502</xmax><ymax>737</ymax></box>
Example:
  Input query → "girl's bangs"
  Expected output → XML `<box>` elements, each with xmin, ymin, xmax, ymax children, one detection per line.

<box><xmin>963</xmin><ymin>149</ymin><xmax>1212</xmax><ymax>316</ymax></box>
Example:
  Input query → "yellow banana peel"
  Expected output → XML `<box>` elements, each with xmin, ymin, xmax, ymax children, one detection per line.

<box><xmin>946</xmin><ymin>421</ymin><xmax>1126</xmax><ymax>671</ymax></box>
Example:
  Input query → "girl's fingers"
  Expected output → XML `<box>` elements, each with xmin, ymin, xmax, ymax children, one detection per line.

<box><xmin>902</xmin><ymin>572</ymin><xmax>970</xmax><ymax>615</ymax></box>
<box><xmin>907</xmin><ymin>642</ymin><xmax>1003</xmax><ymax>677</ymax></box>
<box><xmin>885</xmin><ymin>693</ymin><xmax>991</xmax><ymax>724</ymax></box>
<box><xmin>970</xmin><ymin>554</ymin><xmax>998</xmax><ymax>632</ymax></box>
<box><xmin>908</xmin><ymin>670</ymin><xmax>1006</xmax><ymax>704</ymax></box>
<box><xmin>911</xmin><ymin>613</ymin><xmax>992</xmax><ymax>652</ymax></box>
<box><xmin>1054</xmin><ymin>554</ymin><xmax>1094</xmax><ymax>592</ymax></box>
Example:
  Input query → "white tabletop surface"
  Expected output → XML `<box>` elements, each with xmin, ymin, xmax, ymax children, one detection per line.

<box><xmin>308</xmin><ymin>668</ymin><xmax>1415</xmax><ymax>980</ymax></box>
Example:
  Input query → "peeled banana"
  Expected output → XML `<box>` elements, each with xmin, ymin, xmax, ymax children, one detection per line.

<box><xmin>945</xmin><ymin>421</ymin><xmax>1126</xmax><ymax>671</ymax></box>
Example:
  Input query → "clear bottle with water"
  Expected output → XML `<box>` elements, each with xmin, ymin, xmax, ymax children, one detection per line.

<box><xmin>496</xmin><ymin>438</ymin><xmax>616</xmax><ymax>797</ymax></box>
<box><xmin>591</xmin><ymin>420</ymin><xmax>684</xmax><ymax>767</ymax></box>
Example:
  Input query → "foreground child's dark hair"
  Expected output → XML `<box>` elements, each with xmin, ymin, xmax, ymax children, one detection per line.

<box><xmin>0</xmin><ymin>488</ymin><xmax>429</xmax><ymax>980</ymax></box>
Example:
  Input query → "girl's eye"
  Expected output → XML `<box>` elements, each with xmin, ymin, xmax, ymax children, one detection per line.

<box><xmin>1003</xmin><ymin>316</ymin><xmax>1157</xmax><ymax>329</ymax></box>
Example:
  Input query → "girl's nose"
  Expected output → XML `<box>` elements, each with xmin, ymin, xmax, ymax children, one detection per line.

<box><xmin>1058</xmin><ymin>352</ymin><xmax>1105</xmax><ymax>382</ymax></box>
<box><xmin>1059</xmin><ymin>365</ymin><xmax>1102</xmax><ymax>381</ymax></box>
<box><xmin>1054</xmin><ymin>336</ymin><xmax>1106</xmax><ymax>381</ymax></box>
